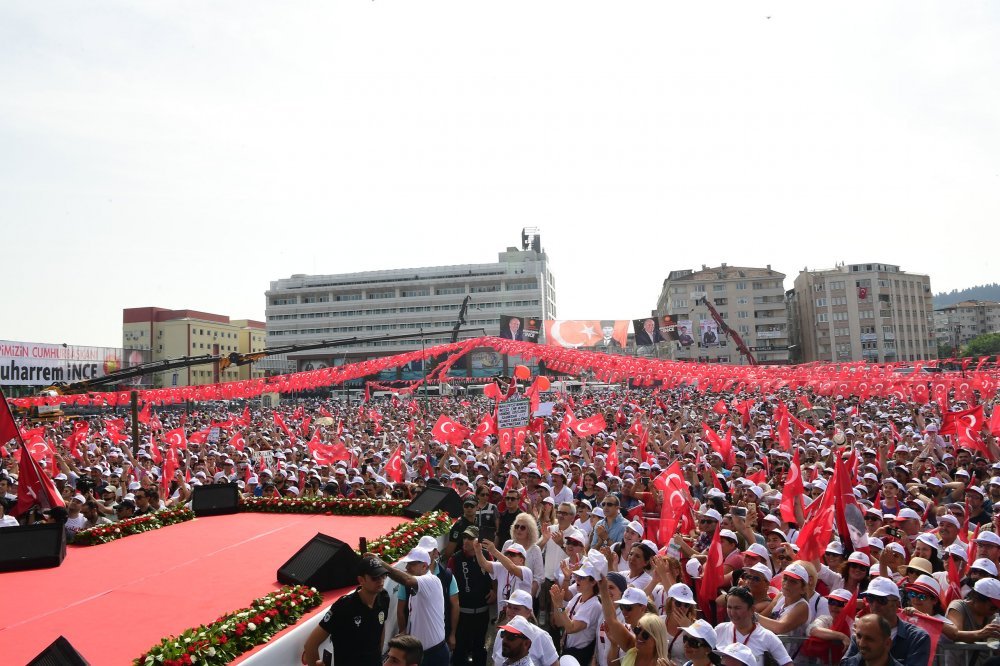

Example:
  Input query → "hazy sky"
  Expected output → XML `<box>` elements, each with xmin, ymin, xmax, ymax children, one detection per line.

<box><xmin>3</xmin><ymin>1</ymin><xmax>998</xmax><ymax>348</ymax></box>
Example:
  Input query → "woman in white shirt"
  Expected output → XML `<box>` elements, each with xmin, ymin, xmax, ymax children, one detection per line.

<box><xmin>550</xmin><ymin>562</ymin><xmax>603</xmax><ymax>666</ymax></box>
<box><xmin>476</xmin><ymin>539</ymin><xmax>533</xmax><ymax>621</ymax></box>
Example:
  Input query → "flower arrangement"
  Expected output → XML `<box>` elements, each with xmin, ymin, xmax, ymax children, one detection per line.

<box><xmin>241</xmin><ymin>496</ymin><xmax>408</xmax><ymax>515</ymax></box>
<box><xmin>366</xmin><ymin>510</ymin><xmax>452</xmax><ymax>562</ymax></box>
<box><xmin>71</xmin><ymin>507</ymin><xmax>195</xmax><ymax>546</ymax></box>
<box><xmin>134</xmin><ymin>585</ymin><xmax>322</xmax><ymax>666</ymax></box>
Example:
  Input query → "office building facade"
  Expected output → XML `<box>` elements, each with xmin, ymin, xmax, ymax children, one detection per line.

<box><xmin>264</xmin><ymin>231</ymin><xmax>556</xmax><ymax>371</ymax></box>
<box><xmin>123</xmin><ymin>308</ymin><xmax>267</xmax><ymax>387</ymax></box>
<box><xmin>934</xmin><ymin>300</ymin><xmax>1000</xmax><ymax>354</ymax></box>
<box><xmin>792</xmin><ymin>263</ymin><xmax>935</xmax><ymax>363</ymax></box>
<box><xmin>654</xmin><ymin>264</ymin><xmax>790</xmax><ymax>365</ymax></box>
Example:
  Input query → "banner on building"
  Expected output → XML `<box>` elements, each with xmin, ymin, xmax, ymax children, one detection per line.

<box><xmin>500</xmin><ymin>316</ymin><xmax>540</xmax><ymax>343</ymax></box>
<box><xmin>633</xmin><ymin>317</ymin><xmax>664</xmax><ymax>346</ymax></box>
<box><xmin>700</xmin><ymin>320</ymin><xmax>720</xmax><ymax>347</ymax></box>
<box><xmin>0</xmin><ymin>340</ymin><xmax>149</xmax><ymax>387</ymax></box>
<box><xmin>660</xmin><ymin>314</ymin><xmax>681</xmax><ymax>341</ymax></box>
<box><xmin>676</xmin><ymin>320</ymin><xmax>695</xmax><ymax>348</ymax></box>
<box><xmin>543</xmin><ymin>320</ymin><xmax>628</xmax><ymax>350</ymax></box>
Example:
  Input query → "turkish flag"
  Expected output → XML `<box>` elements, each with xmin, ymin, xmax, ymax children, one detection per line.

<box><xmin>702</xmin><ymin>423</ymin><xmax>734</xmax><ymax>466</ymax></box>
<box><xmin>385</xmin><ymin>444</ymin><xmax>405</xmax><ymax>483</ymax></box>
<box><xmin>571</xmin><ymin>414</ymin><xmax>607</xmax><ymax>437</ymax></box>
<box><xmin>161</xmin><ymin>447</ymin><xmax>179</xmax><ymax>499</ymax></box>
<box><xmin>537</xmin><ymin>441</ymin><xmax>553</xmax><ymax>474</ymax></box>
<box><xmin>470</xmin><ymin>413</ymin><xmax>496</xmax><ymax>447</ymax></box>
<box><xmin>898</xmin><ymin>611</ymin><xmax>944</xmax><ymax>663</ymax></box>
<box><xmin>606</xmin><ymin>439</ymin><xmax>619</xmax><ymax>476</ymax></box>
<box><xmin>712</xmin><ymin>399</ymin><xmax>728</xmax><ymax>415</ymax></box>
<box><xmin>407</xmin><ymin>420</ymin><xmax>416</xmax><ymax>442</ymax></box>
<box><xmin>943</xmin><ymin>552</ymin><xmax>964</xmax><ymax>607</ymax></box>
<box><xmin>733</xmin><ymin>399</ymin><xmax>754</xmax><ymax>428</ymax></box>
<box><xmin>780</xmin><ymin>447</ymin><xmax>804</xmax><ymax>524</ymax></box>
<box><xmin>431</xmin><ymin>415</ymin><xmax>470</xmax><ymax>445</ymax></box>
<box><xmin>137</xmin><ymin>401</ymin><xmax>151</xmax><ymax>424</ymax></box>
<box><xmin>300</xmin><ymin>415</ymin><xmax>312</xmax><ymax>438</ymax></box>
<box><xmin>990</xmin><ymin>408</ymin><xmax>1000</xmax><ymax>437</ymax></box>
<box><xmin>318</xmin><ymin>405</ymin><xmax>332</xmax><ymax>418</ymax></box>
<box><xmin>698</xmin><ymin>526</ymin><xmax>724</xmax><ymax>622</ymax></box>
<box><xmin>309</xmin><ymin>437</ymin><xmax>351</xmax><ymax>465</ymax></box>
<box><xmin>654</xmin><ymin>461</ymin><xmax>694</xmax><ymax>546</ymax></box>
<box><xmin>164</xmin><ymin>427</ymin><xmax>187</xmax><ymax>450</ymax></box>
<box><xmin>0</xmin><ymin>388</ymin><xmax>20</xmax><ymax>447</ymax></box>
<box><xmin>273</xmin><ymin>413</ymin><xmax>291</xmax><ymax>437</ymax></box>
<box><xmin>746</xmin><ymin>468</ymin><xmax>766</xmax><ymax>484</ymax></box>
<box><xmin>497</xmin><ymin>428</ymin><xmax>513</xmax><ymax>455</ymax></box>
<box><xmin>795</xmin><ymin>469</ymin><xmax>838</xmax><ymax>562</ymax></box>
<box><xmin>543</xmin><ymin>320</ymin><xmax>628</xmax><ymax>348</ymax></box>
<box><xmin>940</xmin><ymin>405</ymin><xmax>984</xmax><ymax>436</ymax></box>
<box><xmin>775</xmin><ymin>405</ymin><xmax>792</xmax><ymax>451</ymax></box>
<box><xmin>231</xmin><ymin>431</ymin><xmax>246</xmax><ymax>452</ymax></box>
<box><xmin>188</xmin><ymin>428</ymin><xmax>210</xmax><ymax>445</ymax></box>
<box><xmin>12</xmin><ymin>440</ymin><xmax>66</xmax><ymax>517</ymax></box>
<box><xmin>238</xmin><ymin>405</ymin><xmax>252</xmax><ymax>426</ymax></box>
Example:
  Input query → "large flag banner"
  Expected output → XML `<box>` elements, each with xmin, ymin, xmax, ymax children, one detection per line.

<box><xmin>633</xmin><ymin>317</ymin><xmax>665</xmax><ymax>346</ymax></box>
<box><xmin>544</xmin><ymin>320</ymin><xmax>628</xmax><ymax>350</ymax></box>
<box><xmin>676</xmin><ymin>319</ymin><xmax>695</xmax><ymax>347</ymax></box>
<box><xmin>500</xmin><ymin>315</ymin><xmax>541</xmax><ymax>343</ymax></box>
<box><xmin>700</xmin><ymin>320</ymin><xmax>720</xmax><ymax>347</ymax></box>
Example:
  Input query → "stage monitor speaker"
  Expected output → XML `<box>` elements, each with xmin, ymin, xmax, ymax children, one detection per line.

<box><xmin>0</xmin><ymin>522</ymin><xmax>66</xmax><ymax>573</ymax></box>
<box><xmin>26</xmin><ymin>636</ymin><xmax>91</xmax><ymax>666</ymax></box>
<box><xmin>403</xmin><ymin>485</ymin><xmax>463</xmax><ymax>519</ymax></box>
<box><xmin>191</xmin><ymin>484</ymin><xmax>240</xmax><ymax>517</ymax></box>
<box><xmin>277</xmin><ymin>532</ymin><xmax>361</xmax><ymax>591</ymax></box>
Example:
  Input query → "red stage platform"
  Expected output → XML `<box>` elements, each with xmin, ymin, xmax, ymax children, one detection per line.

<box><xmin>0</xmin><ymin>513</ymin><xmax>405</xmax><ymax>665</ymax></box>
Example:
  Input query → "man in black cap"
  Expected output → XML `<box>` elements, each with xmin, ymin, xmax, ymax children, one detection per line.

<box><xmin>448</xmin><ymin>526</ymin><xmax>493</xmax><ymax>666</ymax></box>
<box><xmin>443</xmin><ymin>496</ymin><xmax>480</xmax><ymax>560</ymax></box>
<box><xmin>302</xmin><ymin>557</ymin><xmax>391</xmax><ymax>666</ymax></box>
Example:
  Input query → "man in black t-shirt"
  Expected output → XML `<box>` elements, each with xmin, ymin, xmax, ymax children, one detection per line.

<box><xmin>302</xmin><ymin>557</ymin><xmax>391</xmax><ymax>666</ymax></box>
<box><xmin>443</xmin><ymin>497</ymin><xmax>479</xmax><ymax>560</ymax></box>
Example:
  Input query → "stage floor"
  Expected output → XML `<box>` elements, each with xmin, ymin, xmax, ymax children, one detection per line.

<box><xmin>0</xmin><ymin>512</ymin><xmax>406</xmax><ymax>665</ymax></box>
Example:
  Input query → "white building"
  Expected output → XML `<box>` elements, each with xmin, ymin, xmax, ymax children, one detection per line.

<box><xmin>264</xmin><ymin>230</ymin><xmax>556</xmax><ymax>374</ymax></box>
<box><xmin>934</xmin><ymin>300</ymin><xmax>1000</xmax><ymax>354</ymax></box>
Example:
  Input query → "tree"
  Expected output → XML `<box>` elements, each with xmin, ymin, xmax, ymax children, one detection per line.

<box><xmin>962</xmin><ymin>333</ymin><xmax>1000</xmax><ymax>357</ymax></box>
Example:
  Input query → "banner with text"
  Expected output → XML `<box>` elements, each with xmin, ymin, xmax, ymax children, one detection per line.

<box><xmin>0</xmin><ymin>340</ymin><xmax>149</xmax><ymax>387</ymax></box>
<box><xmin>500</xmin><ymin>315</ymin><xmax>541</xmax><ymax>343</ymax></box>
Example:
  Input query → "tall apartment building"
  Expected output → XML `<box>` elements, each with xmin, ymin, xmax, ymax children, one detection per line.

<box><xmin>655</xmin><ymin>264</ymin><xmax>790</xmax><ymax>365</ymax></box>
<box><xmin>123</xmin><ymin>308</ymin><xmax>267</xmax><ymax>387</ymax></box>
<box><xmin>934</xmin><ymin>300</ymin><xmax>1000</xmax><ymax>353</ymax></box>
<box><xmin>264</xmin><ymin>230</ymin><xmax>556</xmax><ymax>373</ymax></box>
<box><xmin>791</xmin><ymin>263</ymin><xmax>936</xmax><ymax>363</ymax></box>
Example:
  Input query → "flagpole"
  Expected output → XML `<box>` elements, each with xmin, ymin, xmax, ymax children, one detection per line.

<box><xmin>130</xmin><ymin>391</ymin><xmax>141</xmax><ymax>458</ymax></box>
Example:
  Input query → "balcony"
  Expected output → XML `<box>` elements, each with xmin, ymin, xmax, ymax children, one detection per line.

<box><xmin>860</xmin><ymin>333</ymin><xmax>877</xmax><ymax>342</ymax></box>
<box><xmin>883</xmin><ymin>332</ymin><xmax>895</xmax><ymax>341</ymax></box>
<box><xmin>756</xmin><ymin>330</ymin><xmax>786</xmax><ymax>339</ymax></box>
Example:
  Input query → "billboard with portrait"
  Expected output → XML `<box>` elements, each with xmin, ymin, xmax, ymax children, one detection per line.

<box><xmin>500</xmin><ymin>315</ymin><xmax>541</xmax><ymax>343</ymax></box>
<box><xmin>676</xmin><ymin>320</ymin><xmax>695</xmax><ymax>348</ymax></box>
<box><xmin>632</xmin><ymin>317</ymin><xmax>663</xmax><ymax>346</ymax></box>
<box><xmin>700</xmin><ymin>320</ymin><xmax>720</xmax><ymax>347</ymax></box>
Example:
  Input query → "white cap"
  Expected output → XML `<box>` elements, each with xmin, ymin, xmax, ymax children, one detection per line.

<box><xmin>848</xmin><ymin>551</ymin><xmax>872</xmax><ymax>567</ymax></box>
<box><xmin>667</xmin><ymin>582</ymin><xmax>695</xmax><ymax>605</ymax></box>
<box><xmin>826</xmin><ymin>542</ymin><xmax>844</xmax><ymax>555</ymax></box>
<box><xmin>894</xmin><ymin>508</ymin><xmax>922</xmax><ymax>522</ymax></box>
<box><xmin>748</xmin><ymin>562</ymin><xmax>773</xmax><ymax>582</ymax></box>
<box><xmin>700</xmin><ymin>508</ymin><xmax>722</xmax><ymax>522</ymax></box>
<box><xmin>679</xmin><ymin>619</ymin><xmax>718</xmax><ymax>649</ymax></box>
<box><xmin>614</xmin><ymin>587</ymin><xmax>650</xmax><ymax>607</ymax></box>
<box><xmin>418</xmin><ymin>535</ymin><xmax>439</xmax><ymax>552</ymax></box>
<box><xmin>971</xmin><ymin>558</ymin><xmax>1000</xmax><ymax>576</ymax></box>
<box><xmin>783</xmin><ymin>563</ymin><xmax>809</xmax><ymax>583</ymax></box>
<box><xmin>504</xmin><ymin>543</ymin><xmax>528</xmax><ymax>557</ymax></box>
<box><xmin>572</xmin><ymin>562</ymin><xmax>599</xmax><ymax>579</ymax></box>
<box><xmin>865</xmin><ymin>576</ymin><xmax>901</xmax><ymax>600</ymax></box>
<box><xmin>498</xmin><ymin>614</ymin><xmax>533</xmax><ymax>637</ymax></box>
<box><xmin>828</xmin><ymin>588</ymin><xmax>853</xmax><ymax>602</ymax></box>
<box><xmin>946</xmin><ymin>543</ymin><xmax>969</xmax><ymax>561</ymax></box>
<box><xmin>627</xmin><ymin>519</ymin><xmax>644</xmax><ymax>536</ymax></box>
<box><xmin>974</xmin><ymin>578</ymin><xmax>1000</xmax><ymax>602</ymax></box>
<box><xmin>718</xmin><ymin>644</ymin><xmax>757</xmax><ymax>666</ymax></box>
<box><xmin>742</xmin><ymin>543</ymin><xmax>770</xmax><ymax>560</ymax></box>
<box><xmin>507</xmin><ymin>589</ymin><xmax>534</xmax><ymax>608</ymax></box>
<box><xmin>400</xmin><ymin>548</ymin><xmax>431</xmax><ymax>565</ymax></box>
<box><xmin>975</xmin><ymin>531</ymin><xmax>1000</xmax><ymax>547</ymax></box>
<box><xmin>685</xmin><ymin>558</ymin><xmax>702</xmax><ymax>579</ymax></box>
<box><xmin>938</xmin><ymin>514</ymin><xmax>961</xmax><ymax>529</ymax></box>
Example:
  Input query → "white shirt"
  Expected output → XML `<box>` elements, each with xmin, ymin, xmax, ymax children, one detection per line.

<box><xmin>407</xmin><ymin>572</ymin><xmax>445</xmax><ymax>648</ymax></box>
<box><xmin>551</xmin><ymin>485</ymin><xmax>574</xmax><ymax>506</ymax></box>
<box><xmin>493</xmin><ymin>619</ymin><xmax>559</xmax><ymax>666</ymax></box>
<box><xmin>542</xmin><ymin>526</ymin><xmax>569</xmax><ymax>580</ymax></box>
<box><xmin>714</xmin><ymin>622</ymin><xmax>792</xmax><ymax>666</ymax></box>
<box><xmin>0</xmin><ymin>515</ymin><xmax>19</xmax><ymax>528</ymax></box>
<box><xmin>491</xmin><ymin>561</ymin><xmax>533</xmax><ymax>614</ymax></box>
<box><xmin>563</xmin><ymin>594</ymin><xmax>602</xmax><ymax>649</ymax></box>
<box><xmin>596</xmin><ymin>608</ymin><xmax>625</xmax><ymax>666</ymax></box>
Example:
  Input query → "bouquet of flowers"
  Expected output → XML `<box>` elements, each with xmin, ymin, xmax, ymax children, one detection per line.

<box><xmin>241</xmin><ymin>496</ymin><xmax>408</xmax><ymax>515</ymax></box>
<box><xmin>71</xmin><ymin>507</ymin><xmax>196</xmax><ymax>546</ymax></box>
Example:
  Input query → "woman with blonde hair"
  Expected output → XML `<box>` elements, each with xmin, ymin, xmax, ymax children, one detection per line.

<box><xmin>618</xmin><ymin>613</ymin><xmax>670</xmax><ymax>666</ymax></box>
<box><xmin>504</xmin><ymin>511</ymin><xmax>544</xmax><ymax>596</ymax></box>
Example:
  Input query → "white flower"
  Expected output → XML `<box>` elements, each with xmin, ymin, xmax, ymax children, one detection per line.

<box><xmin>184</xmin><ymin>638</ymin><xmax>192</xmax><ymax>644</ymax></box>
<box><xmin>263</xmin><ymin>617</ymin><xmax>271</xmax><ymax>623</ymax></box>
<box><xmin>248</xmin><ymin>623</ymin><xmax>257</xmax><ymax>631</ymax></box>
<box><xmin>207</xmin><ymin>648</ymin><xmax>216</xmax><ymax>657</ymax></box>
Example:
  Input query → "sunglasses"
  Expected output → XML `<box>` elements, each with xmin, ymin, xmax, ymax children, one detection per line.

<box><xmin>865</xmin><ymin>516</ymin><xmax>881</xmax><ymax>522</ymax></box>
<box><xmin>683</xmin><ymin>636</ymin><xmax>708</xmax><ymax>649</ymax></box>
<box><xmin>602</xmin><ymin>502</ymin><xmax>618</xmax><ymax>508</ymax></box>
<box><xmin>506</xmin><ymin>497</ymin><xmax>519</xmax><ymax>502</ymax></box>
<box><xmin>865</xmin><ymin>595</ymin><xmax>891</xmax><ymax>606</ymax></box>
<box><xmin>698</xmin><ymin>519</ymin><xmax>713</xmax><ymax>525</ymax></box>
<box><xmin>557</xmin><ymin>511</ymin><xmax>572</xmax><ymax>516</ymax></box>
<box><xmin>501</xmin><ymin>631</ymin><xmax>526</xmax><ymax>640</ymax></box>
<box><xmin>742</xmin><ymin>575</ymin><xmax>764</xmax><ymax>583</ymax></box>
<box><xmin>909</xmin><ymin>592</ymin><xmax>930</xmax><ymax>602</ymax></box>
<box><xmin>633</xmin><ymin>627</ymin><xmax>651</xmax><ymax>640</ymax></box>
<box><xmin>514</xmin><ymin>525</ymin><xmax>527</xmax><ymax>531</ymax></box>
<box><xmin>828</xmin><ymin>599</ymin><xmax>847</xmax><ymax>608</ymax></box>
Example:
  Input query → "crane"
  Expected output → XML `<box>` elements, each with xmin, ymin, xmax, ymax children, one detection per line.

<box><xmin>696</xmin><ymin>297</ymin><xmax>757</xmax><ymax>365</ymax></box>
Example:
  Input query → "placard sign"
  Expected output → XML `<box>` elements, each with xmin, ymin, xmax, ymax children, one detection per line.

<box><xmin>497</xmin><ymin>399</ymin><xmax>530</xmax><ymax>429</ymax></box>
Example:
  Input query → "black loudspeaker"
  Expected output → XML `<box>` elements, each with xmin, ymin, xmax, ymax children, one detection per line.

<box><xmin>192</xmin><ymin>484</ymin><xmax>240</xmax><ymax>517</ymax></box>
<box><xmin>27</xmin><ymin>636</ymin><xmax>91</xmax><ymax>666</ymax></box>
<box><xmin>0</xmin><ymin>522</ymin><xmax>66</xmax><ymax>572</ymax></box>
<box><xmin>277</xmin><ymin>533</ymin><xmax>362</xmax><ymax>591</ymax></box>
<box><xmin>403</xmin><ymin>485</ymin><xmax>463</xmax><ymax>519</ymax></box>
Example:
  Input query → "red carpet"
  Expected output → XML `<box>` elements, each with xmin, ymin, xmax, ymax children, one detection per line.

<box><xmin>0</xmin><ymin>513</ymin><xmax>405</xmax><ymax>666</ymax></box>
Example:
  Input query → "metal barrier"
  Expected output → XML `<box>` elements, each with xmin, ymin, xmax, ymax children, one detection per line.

<box><xmin>777</xmin><ymin>634</ymin><xmax>998</xmax><ymax>666</ymax></box>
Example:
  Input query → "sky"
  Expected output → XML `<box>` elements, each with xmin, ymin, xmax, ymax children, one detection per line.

<box><xmin>2</xmin><ymin>1</ymin><xmax>998</xmax><ymax>348</ymax></box>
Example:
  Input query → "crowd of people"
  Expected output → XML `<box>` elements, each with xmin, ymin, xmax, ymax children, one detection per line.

<box><xmin>4</xmin><ymin>380</ymin><xmax>1000</xmax><ymax>666</ymax></box>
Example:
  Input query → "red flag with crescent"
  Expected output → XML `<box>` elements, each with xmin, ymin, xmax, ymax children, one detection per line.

<box><xmin>385</xmin><ymin>444</ymin><xmax>405</xmax><ymax>483</ymax></box>
<box><xmin>780</xmin><ymin>447</ymin><xmax>804</xmax><ymax>524</ymax></box>
<box><xmin>432</xmin><ymin>415</ymin><xmax>470</xmax><ymax>445</ymax></box>
<box><xmin>470</xmin><ymin>413</ymin><xmax>496</xmax><ymax>447</ymax></box>
<box><xmin>164</xmin><ymin>427</ymin><xmax>187</xmax><ymax>450</ymax></box>
<box><xmin>571</xmin><ymin>414</ymin><xmax>607</xmax><ymax>438</ymax></box>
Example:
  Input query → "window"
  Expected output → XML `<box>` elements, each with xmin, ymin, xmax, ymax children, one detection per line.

<box><xmin>736</xmin><ymin>297</ymin><xmax>750</xmax><ymax>305</ymax></box>
<box><xmin>713</xmin><ymin>284</ymin><xmax>726</xmax><ymax>292</ymax></box>
<box><xmin>470</xmin><ymin>285</ymin><xmax>501</xmax><ymax>293</ymax></box>
<box><xmin>368</xmin><ymin>291</ymin><xmax>395</xmax><ymax>299</ymax></box>
<box><xmin>400</xmin><ymin>289</ymin><xmax>430</xmax><ymax>297</ymax></box>
<box><xmin>736</xmin><ymin>282</ymin><xmax>747</xmax><ymax>290</ymax></box>
<box><xmin>817</xmin><ymin>313</ymin><xmax>829</xmax><ymax>323</ymax></box>
<box><xmin>816</xmin><ymin>298</ymin><xmax>828</xmax><ymax>307</ymax></box>
<box><xmin>714</xmin><ymin>298</ymin><xmax>728</xmax><ymax>306</ymax></box>
<box><xmin>335</xmin><ymin>294</ymin><xmax>362</xmax><ymax>301</ymax></box>
<box><xmin>737</xmin><ymin>311</ymin><xmax>749</xmax><ymax>319</ymax></box>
